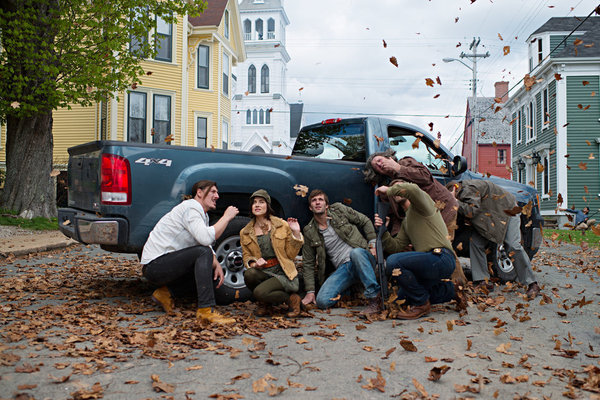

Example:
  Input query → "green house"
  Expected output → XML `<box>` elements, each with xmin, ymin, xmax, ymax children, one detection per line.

<box><xmin>508</xmin><ymin>16</ymin><xmax>600</xmax><ymax>228</ymax></box>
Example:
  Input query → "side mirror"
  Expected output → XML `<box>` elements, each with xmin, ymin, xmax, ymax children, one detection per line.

<box><xmin>452</xmin><ymin>155</ymin><xmax>468</xmax><ymax>175</ymax></box>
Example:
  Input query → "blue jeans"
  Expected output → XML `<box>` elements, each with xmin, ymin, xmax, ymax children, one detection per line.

<box><xmin>316</xmin><ymin>248</ymin><xmax>380</xmax><ymax>309</ymax></box>
<box><xmin>386</xmin><ymin>248</ymin><xmax>455</xmax><ymax>306</ymax></box>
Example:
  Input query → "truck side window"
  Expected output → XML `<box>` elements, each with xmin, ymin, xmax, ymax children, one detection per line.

<box><xmin>388</xmin><ymin>129</ymin><xmax>448</xmax><ymax>173</ymax></box>
<box><xmin>292</xmin><ymin>123</ymin><xmax>366</xmax><ymax>162</ymax></box>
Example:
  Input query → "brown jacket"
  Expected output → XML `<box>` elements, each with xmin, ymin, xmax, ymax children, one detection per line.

<box><xmin>393</xmin><ymin>156</ymin><xmax>458</xmax><ymax>228</ymax></box>
<box><xmin>240</xmin><ymin>216</ymin><xmax>304</xmax><ymax>281</ymax></box>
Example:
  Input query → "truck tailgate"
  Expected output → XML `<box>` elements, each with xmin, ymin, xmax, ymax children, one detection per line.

<box><xmin>67</xmin><ymin>142</ymin><xmax>103</xmax><ymax>212</ymax></box>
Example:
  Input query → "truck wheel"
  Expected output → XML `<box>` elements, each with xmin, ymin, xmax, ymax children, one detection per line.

<box><xmin>489</xmin><ymin>244</ymin><xmax>517</xmax><ymax>282</ymax></box>
<box><xmin>213</xmin><ymin>216</ymin><xmax>252</xmax><ymax>305</ymax></box>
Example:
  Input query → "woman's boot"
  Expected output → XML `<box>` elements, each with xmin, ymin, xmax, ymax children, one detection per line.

<box><xmin>286</xmin><ymin>294</ymin><xmax>302</xmax><ymax>318</ymax></box>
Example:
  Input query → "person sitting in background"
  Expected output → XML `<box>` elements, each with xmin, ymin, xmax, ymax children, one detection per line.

<box><xmin>141</xmin><ymin>180</ymin><xmax>239</xmax><ymax>325</ymax></box>
<box><xmin>559</xmin><ymin>206</ymin><xmax>596</xmax><ymax>231</ymax></box>
<box><xmin>448</xmin><ymin>180</ymin><xmax>540</xmax><ymax>300</ymax></box>
<box><xmin>240</xmin><ymin>190</ymin><xmax>305</xmax><ymax>318</ymax></box>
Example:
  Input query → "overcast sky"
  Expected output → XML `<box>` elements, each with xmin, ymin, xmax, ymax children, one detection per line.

<box><xmin>281</xmin><ymin>0</ymin><xmax>599</xmax><ymax>153</ymax></box>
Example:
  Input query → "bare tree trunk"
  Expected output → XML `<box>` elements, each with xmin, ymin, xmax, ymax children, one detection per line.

<box><xmin>0</xmin><ymin>111</ymin><xmax>56</xmax><ymax>218</ymax></box>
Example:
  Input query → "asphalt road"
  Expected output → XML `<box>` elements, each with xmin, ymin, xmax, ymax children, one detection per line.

<box><xmin>0</xmin><ymin>242</ymin><xmax>599</xmax><ymax>399</ymax></box>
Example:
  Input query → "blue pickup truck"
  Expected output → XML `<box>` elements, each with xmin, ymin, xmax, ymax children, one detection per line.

<box><xmin>59</xmin><ymin>117</ymin><xmax>543</xmax><ymax>303</ymax></box>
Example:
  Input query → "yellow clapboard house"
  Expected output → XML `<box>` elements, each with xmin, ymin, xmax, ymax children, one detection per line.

<box><xmin>0</xmin><ymin>0</ymin><xmax>246</xmax><ymax>168</ymax></box>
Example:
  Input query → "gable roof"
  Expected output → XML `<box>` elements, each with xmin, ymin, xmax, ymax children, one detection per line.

<box><xmin>530</xmin><ymin>16</ymin><xmax>600</xmax><ymax>58</ymax></box>
<box><xmin>189</xmin><ymin>0</ymin><xmax>229</xmax><ymax>27</ymax></box>
<box><xmin>239</xmin><ymin>0</ymin><xmax>283</xmax><ymax>11</ymax></box>
<box><xmin>467</xmin><ymin>97</ymin><xmax>511</xmax><ymax>145</ymax></box>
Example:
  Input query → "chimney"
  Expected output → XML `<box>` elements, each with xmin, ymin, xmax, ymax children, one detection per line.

<box><xmin>494</xmin><ymin>81</ymin><xmax>509</xmax><ymax>103</ymax></box>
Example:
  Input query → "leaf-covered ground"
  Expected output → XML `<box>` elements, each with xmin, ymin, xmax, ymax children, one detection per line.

<box><xmin>0</xmin><ymin>243</ymin><xmax>599</xmax><ymax>399</ymax></box>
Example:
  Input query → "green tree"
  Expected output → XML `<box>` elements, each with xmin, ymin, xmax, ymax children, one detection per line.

<box><xmin>0</xmin><ymin>0</ymin><xmax>205</xmax><ymax>218</ymax></box>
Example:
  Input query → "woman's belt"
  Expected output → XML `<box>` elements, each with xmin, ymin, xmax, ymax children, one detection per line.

<box><xmin>259</xmin><ymin>258</ymin><xmax>279</xmax><ymax>268</ymax></box>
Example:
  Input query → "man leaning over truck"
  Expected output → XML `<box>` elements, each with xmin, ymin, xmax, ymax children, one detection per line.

<box><xmin>140</xmin><ymin>180</ymin><xmax>239</xmax><ymax>325</ymax></box>
<box><xmin>301</xmin><ymin>189</ymin><xmax>382</xmax><ymax>315</ymax></box>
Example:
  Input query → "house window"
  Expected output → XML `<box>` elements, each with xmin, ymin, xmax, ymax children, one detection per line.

<box><xmin>222</xmin><ymin>52</ymin><xmax>229</xmax><ymax>96</ymax></box>
<box><xmin>266</xmin><ymin>108</ymin><xmax>271</xmax><ymax>124</ymax></box>
<box><xmin>537</xmin><ymin>38</ymin><xmax>543</xmax><ymax>63</ymax></box>
<box><xmin>255</xmin><ymin>19</ymin><xmax>263</xmax><ymax>40</ymax></box>
<box><xmin>153</xmin><ymin>94</ymin><xmax>171</xmax><ymax>144</ymax></box>
<box><xmin>497</xmin><ymin>149</ymin><xmax>506</xmax><ymax>165</ymax></box>
<box><xmin>224</xmin><ymin>9</ymin><xmax>229</xmax><ymax>40</ymax></box>
<box><xmin>517</xmin><ymin>109</ymin><xmax>522</xmax><ymax>143</ymax></box>
<box><xmin>196</xmin><ymin>116</ymin><xmax>207</xmax><ymax>148</ymax></box>
<box><xmin>222</xmin><ymin>119</ymin><xmax>229</xmax><ymax>149</ymax></box>
<box><xmin>526</xmin><ymin>101</ymin><xmax>535</xmax><ymax>142</ymax></box>
<box><xmin>517</xmin><ymin>167</ymin><xmax>524</xmax><ymax>184</ymax></box>
<box><xmin>197</xmin><ymin>45</ymin><xmax>209</xmax><ymax>89</ymax></box>
<box><xmin>99</xmin><ymin>100</ymin><xmax>108</xmax><ymax>140</ymax></box>
<box><xmin>129</xmin><ymin>7</ymin><xmax>148</xmax><ymax>57</ymax></box>
<box><xmin>243</xmin><ymin>19</ymin><xmax>251</xmax><ymax>40</ymax></box>
<box><xmin>267</xmin><ymin>18</ymin><xmax>275</xmax><ymax>39</ymax></box>
<box><xmin>259</xmin><ymin>109</ymin><xmax>264</xmax><ymax>124</ymax></box>
<box><xmin>542</xmin><ymin>155</ymin><xmax>549</xmax><ymax>196</ymax></box>
<box><xmin>246</xmin><ymin>110</ymin><xmax>251</xmax><ymax>124</ymax></box>
<box><xmin>127</xmin><ymin>91</ymin><xmax>147</xmax><ymax>143</ymax></box>
<box><xmin>155</xmin><ymin>15</ymin><xmax>172</xmax><ymax>62</ymax></box>
<box><xmin>252</xmin><ymin>109</ymin><xmax>257</xmax><ymax>124</ymax></box>
<box><xmin>248</xmin><ymin>65</ymin><xmax>256</xmax><ymax>93</ymax></box>
<box><xmin>261</xmin><ymin>64</ymin><xmax>269</xmax><ymax>93</ymax></box>
<box><xmin>542</xmin><ymin>87</ymin><xmax>549</xmax><ymax>128</ymax></box>
<box><xmin>527</xmin><ymin>162</ymin><xmax>537</xmax><ymax>188</ymax></box>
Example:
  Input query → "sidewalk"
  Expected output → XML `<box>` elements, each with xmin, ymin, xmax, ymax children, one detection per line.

<box><xmin>0</xmin><ymin>229</ymin><xmax>78</xmax><ymax>257</ymax></box>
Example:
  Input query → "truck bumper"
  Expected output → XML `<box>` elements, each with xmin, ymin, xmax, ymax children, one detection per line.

<box><xmin>58</xmin><ymin>208</ymin><xmax>128</xmax><ymax>246</ymax></box>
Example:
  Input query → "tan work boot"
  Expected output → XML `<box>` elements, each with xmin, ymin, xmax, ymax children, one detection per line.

<box><xmin>285</xmin><ymin>294</ymin><xmax>302</xmax><ymax>318</ymax></box>
<box><xmin>151</xmin><ymin>286</ymin><xmax>174</xmax><ymax>313</ymax></box>
<box><xmin>196</xmin><ymin>307</ymin><xmax>235</xmax><ymax>325</ymax></box>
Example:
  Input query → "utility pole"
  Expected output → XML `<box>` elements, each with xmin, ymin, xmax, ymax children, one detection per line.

<box><xmin>460</xmin><ymin>37</ymin><xmax>489</xmax><ymax>173</ymax></box>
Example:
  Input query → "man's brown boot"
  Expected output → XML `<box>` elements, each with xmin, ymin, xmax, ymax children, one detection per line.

<box><xmin>196</xmin><ymin>307</ymin><xmax>235</xmax><ymax>325</ymax></box>
<box><xmin>395</xmin><ymin>301</ymin><xmax>431</xmax><ymax>320</ymax></box>
<box><xmin>454</xmin><ymin>282</ymin><xmax>468</xmax><ymax>312</ymax></box>
<box><xmin>151</xmin><ymin>286</ymin><xmax>174</xmax><ymax>313</ymax></box>
<box><xmin>360</xmin><ymin>294</ymin><xmax>382</xmax><ymax>316</ymax></box>
<box><xmin>286</xmin><ymin>294</ymin><xmax>302</xmax><ymax>318</ymax></box>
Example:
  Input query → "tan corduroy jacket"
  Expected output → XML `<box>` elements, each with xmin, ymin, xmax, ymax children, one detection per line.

<box><xmin>240</xmin><ymin>216</ymin><xmax>304</xmax><ymax>281</ymax></box>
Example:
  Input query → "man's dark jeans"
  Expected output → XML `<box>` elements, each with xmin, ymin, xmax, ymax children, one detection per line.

<box><xmin>143</xmin><ymin>245</ymin><xmax>217</xmax><ymax>308</ymax></box>
<box><xmin>386</xmin><ymin>248</ymin><xmax>455</xmax><ymax>306</ymax></box>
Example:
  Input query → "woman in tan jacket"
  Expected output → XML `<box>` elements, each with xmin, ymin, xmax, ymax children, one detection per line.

<box><xmin>240</xmin><ymin>189</ymin><xmax>304</xmax><ymax>317</ymax></box>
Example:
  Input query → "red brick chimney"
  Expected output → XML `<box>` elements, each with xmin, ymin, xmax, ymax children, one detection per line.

<box><xmin>494</xmin><ymin>81</ymin><xmax>509</xmax><ymax>103</ymax></box>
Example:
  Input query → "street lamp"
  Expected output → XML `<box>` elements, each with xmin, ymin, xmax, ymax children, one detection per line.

<box><xmin>443</xmin><ymin>38</ymin><xmax>489</xmax><ymax>172</ymax></box>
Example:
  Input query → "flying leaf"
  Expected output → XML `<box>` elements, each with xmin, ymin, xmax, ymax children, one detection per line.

<box><xmin>583</xmin><ymin>80</ymin><xmax>590</xmax><ymax>86</ymax></box>
<box><xmin>455</xmin><ymin>17</ymin><xmax>459</xmax><ymax>23</ymax></box>
<box><xmin>164</xmin><ymin>134</ymin><xmax>174</xmax><ymax>143</ymax></box>
<box><xmin>554</xmin><ymin>73</ymin><xmax>562</xmax><ymax>81</ymax></box>
<box><xmin>578</xmin><ymin>162</ymin><xmax>588</xmax><ymax>171</ymax></box>
<box><xmin>299</xmin><ymin>87</ymin><xmax>304</xmax><ymax>91</ymax></box>
<box><xmin>503</xmin><ymin>46</ymin><xmax>510</xmax><ymax>55</ymax></box>
<box><xmin>293</xmin><ymin>184</ymin><xmax>308</xmax><ymax>197</ymax></box>
<box><xmin>10</xmin><ymin>101</ymin><xmax>20</xmax><ymax>108</ymax></box>
<box><xmin>425</xmin><ymin>78</ymin><xmax>434</xmax><ymax>87</ymax></box>
<box><xmin>389</xmin><ymin>56</ymin><xmax>398</xmax><ymax>67</ymax></box>
<box><xmin>436</xmin><ymin>76</ymin><xmax>442</xmax><ymax>85</ymax></box>
<box><xmin>412</xmin><ymin>138</ymin><xmax>421</xmax><ymax>149</ymax></box>
<box><xmin>433</xmin><ymin>94</ymin><xmax>440</xmax><ymax>99</ymax></box>
<box><xmin>536</xmin><ymin>163</ymin><xmax>544</xmax><ymax>173</ymax></box>
<box><xmin>382</xmin><ymin>39</ymin><xmax>387</xmax><ymax>48</ymax></box>
<box><xmin>498</xmin><ymin>33</ymin><xmax>503</xmax><ymax>40</ymax></box>
<box><xmin>523</xmin><ymin>74</ymin><xmax>536</xmax><ymax>91</ymax></box>
<box><xmin>573</xmin><ymin>38</ymin><xmax>583</xmax><ymax>46</ymax></box>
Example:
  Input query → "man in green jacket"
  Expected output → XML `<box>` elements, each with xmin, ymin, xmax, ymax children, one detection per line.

<box><xmin>374</xmin><ymin>182</ymin><xmax>459</xmax><ymax>319</ymax></box>
<box><xmin>301</xmin><ymin>189</ymin><xmax>382</xmax><ymax>315</ymax></box>
<box><xmin>448</xmin><ymin>179</ymin><xmax>540</xmax><ymax>299</ymax></box>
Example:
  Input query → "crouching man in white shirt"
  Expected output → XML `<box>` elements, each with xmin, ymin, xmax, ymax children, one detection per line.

<box><xmin>141</xmin><ymin>180</ymin><xmax>239</xmax><ymax>325</ymax></box>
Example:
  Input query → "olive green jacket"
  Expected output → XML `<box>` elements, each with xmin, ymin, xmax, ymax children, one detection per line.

<box><xmin>302</xmin><ymin>203</ymin><xmax>376</xmax><ymax>292</ymax></box>
<box><xmin>455</xmin><ymin>179</ymin><xmax>516</xmax><ymax>244</ymax></box>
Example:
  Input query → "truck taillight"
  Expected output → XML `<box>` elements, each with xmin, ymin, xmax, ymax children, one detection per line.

<box><xmin>321</xmin><ymin>118</ymin><xmax>342</xmax><ymax>125</ymax></box>
<box><xmin>101</xmin><ymin>154</ymin><xmax>131</xmax><ymax>205</ymax></box>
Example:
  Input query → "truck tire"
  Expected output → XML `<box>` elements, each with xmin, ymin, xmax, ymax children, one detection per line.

<box><xmin>488</xmin><ymin>244</ymin><xmax>518</xmax><ymax>282</ymax></box>
<box><xmin>213</xmin><ymin>216</ymin><xmax>253</xmax><ymax>305</ymax></box>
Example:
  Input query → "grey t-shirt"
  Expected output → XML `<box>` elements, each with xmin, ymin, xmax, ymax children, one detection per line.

<box><xmin>320</xmin><ymin>222</ymin><xmax>354</xmax><ymax>268</ymax></box>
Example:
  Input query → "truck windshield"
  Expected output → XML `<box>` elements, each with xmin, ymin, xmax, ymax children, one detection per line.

<box><xmin>292</xmin><ymin>122</ymin><xmax>366</xmax><ymax>162</ymax></box>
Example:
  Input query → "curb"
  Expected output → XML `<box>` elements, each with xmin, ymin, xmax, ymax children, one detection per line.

<box><xmin>0</xmin><ymin>240</ymin><xmax>78</xmax><ymax>257</ymax></box>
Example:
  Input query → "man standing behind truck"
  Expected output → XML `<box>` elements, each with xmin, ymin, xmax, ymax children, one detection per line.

<box><xmin>140</xmin><ymin>180</ymin><xmax>240</xmax><ymax>325</ymax></box>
